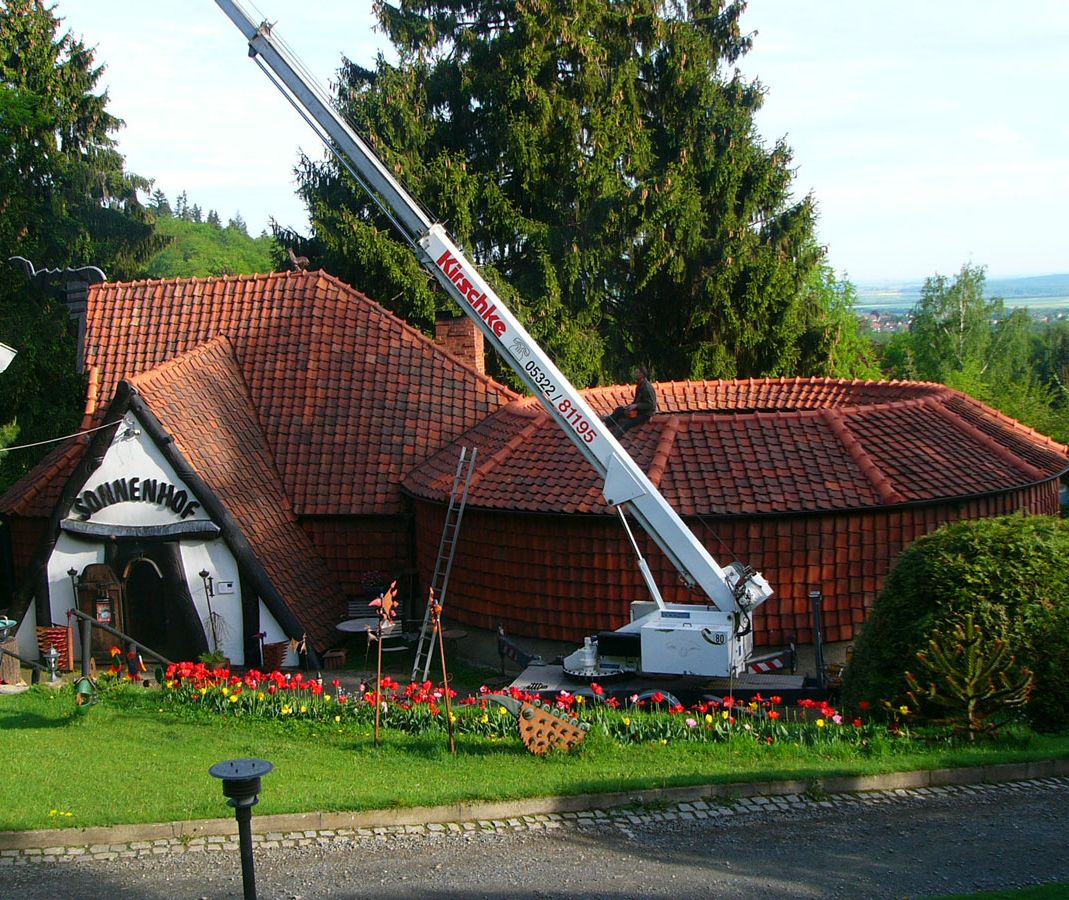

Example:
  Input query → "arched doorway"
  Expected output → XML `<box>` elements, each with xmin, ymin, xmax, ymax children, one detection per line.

<box><xmin>110</xmin><ymin>543</ymin><xmax>206</xmax><ymax>663</ymax></box>
<box><xmin>123</xmin><ymin>558</ymin><xmax>169</xmax><ymax>657</ymax></box>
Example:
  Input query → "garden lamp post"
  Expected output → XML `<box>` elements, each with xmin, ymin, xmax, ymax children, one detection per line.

<box><xmin>199</xmin><ymin>569</ymin><xmax>220</xmax><ymax>652</ymax></box>
<box><xmin>0</xmin><ymin>342</ymin><xmax>15</xmax><ymax>374</ymax></box>
<box><xmin>43</xmin><ymin>644</ymin><xmax>61</xmax><ymax>684</ymax></box>
<box><xmin>209</xmin><ymin>758</ymin><xmax>273</xmax><ymax>900</ymax></box>
<box><xmin>809</xmin><ymin>590</ymin><xmax>827</xmax><ymax>689</ymax></box>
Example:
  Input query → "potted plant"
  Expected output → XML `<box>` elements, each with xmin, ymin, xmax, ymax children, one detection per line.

<box><xmin>198</xmin><ymin>648</ymin><xmax>230</xmax><ymax>668</ymax></box>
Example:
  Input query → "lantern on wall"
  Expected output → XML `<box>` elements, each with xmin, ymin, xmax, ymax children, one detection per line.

<box><xmin>0</xmin><ymin>341</ymin><xmax>16</xmax><ymax>374</ymax></box>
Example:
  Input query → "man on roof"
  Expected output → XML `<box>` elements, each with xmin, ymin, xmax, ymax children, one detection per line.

<box><xmin>604</xmin><ymin>365</ymin><xmax>657</xmax><ymax>438</ymax></box>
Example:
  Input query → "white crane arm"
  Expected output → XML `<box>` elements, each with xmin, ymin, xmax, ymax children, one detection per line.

<box><xmin>213</xmin><ymin>0</ymin><xmax>772</xmax><ymax>617</ymax></box>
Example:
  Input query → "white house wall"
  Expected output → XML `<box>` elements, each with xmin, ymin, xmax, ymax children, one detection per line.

<box><xmin>14</xmin><ymin>412</ymin><xmax>300</xmax><ymax>669</ymax></box>
<box><xmin>67</xmin><ymin>413</ymin><xmax>212</xmax><ymax>529</ymax></box>
<box><xmin>20</xmin><ymin>533</ymin><xmax>106</xmax><ymax>660</ymax></box>
<box><xmin>35</xmin><ymin>411</ymin><xmax>255</xmax><ymax>667</ymax></box>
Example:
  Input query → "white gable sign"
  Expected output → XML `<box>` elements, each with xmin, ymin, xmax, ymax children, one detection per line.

<box><xmin>65</xmin><ymin>413</ymin><xmax>211</xmax><ymax>529</ymax></box>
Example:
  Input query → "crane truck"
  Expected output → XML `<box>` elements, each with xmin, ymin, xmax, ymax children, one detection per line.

<box><xmin>214</xmin><ymin>0</ymin><xmax>778</xmax><ymax>682</ymax></box>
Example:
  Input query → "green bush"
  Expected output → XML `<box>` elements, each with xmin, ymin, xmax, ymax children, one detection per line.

<box><xmin>842</xmin><ymin>512</ymin><xmax>1069</xmax><ymax>732</ymax></box>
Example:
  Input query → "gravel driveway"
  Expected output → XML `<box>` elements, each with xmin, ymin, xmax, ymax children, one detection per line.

<box><xmin>4</xmin><ymin>779</ymin><xmax>1067</xmax><ymax>899</ymax></box>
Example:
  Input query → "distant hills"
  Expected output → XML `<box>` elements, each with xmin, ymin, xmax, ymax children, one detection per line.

<box><xmin>855</xmin><ymin>273</ymin><xmax>1069</xmax><ymax>313</ymax></box>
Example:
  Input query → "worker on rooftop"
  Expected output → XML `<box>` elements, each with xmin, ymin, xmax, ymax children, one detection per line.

<box><xmin>604</xmin><ymin>365</ymin><xmax>657</xmax><ymax>438</ymax></box>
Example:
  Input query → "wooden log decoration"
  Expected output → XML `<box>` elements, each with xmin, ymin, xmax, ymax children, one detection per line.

<box><xmin>516</xmin><ymin>700</ymin><xmax>588</xmax><ymax>756</ymax></box>
<box><xmin>487</xmin><ymin>695</ymin><xmax>589</xmax><ymax>756</ymax></box>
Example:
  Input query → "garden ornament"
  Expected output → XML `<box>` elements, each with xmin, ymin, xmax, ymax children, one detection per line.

<box><xmin>488</xmin><ymin>694</ymin><xmax>590</xmax><ymax>756</ymax></box>
<box><xmin>74</xmin><ymin>676</ymin><xmax>97</xmax><ymax>714</ymax></box>
<box><xmin>43</xmin><ymin>644</ymin><xmax>61</xmax><ymax>683</ymax></box>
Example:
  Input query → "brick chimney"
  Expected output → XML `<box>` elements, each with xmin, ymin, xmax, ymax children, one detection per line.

<box><xmin>434</xmin><ymin>314</ymin><xmax>485</xmax><ymax>375</ymax></box>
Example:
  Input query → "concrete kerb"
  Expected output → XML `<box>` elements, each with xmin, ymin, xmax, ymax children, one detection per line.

<box><xmin>2</xmin><ymin>758</ymin><xmax>1067</xmax><ymax>855</ymax></box>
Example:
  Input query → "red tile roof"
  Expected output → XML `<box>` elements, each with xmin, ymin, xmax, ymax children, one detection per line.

<box><xmin>0</xmin><ymin>271</ymin><xmax>517</xmax><ymax>519</ymax></box>
<box><xmin>403</xmin><ymin>378</ymin><xmax>1069</xmax><ymax>515</ymax></box>
<box><xmin>126</xmin><ymin>336</ymin><xmax>346</xmax><ymax>649</ymax></box>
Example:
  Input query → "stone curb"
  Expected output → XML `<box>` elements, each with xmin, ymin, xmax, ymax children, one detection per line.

<box><xmin>1</xmin><ymin>759</ymin><xmax>1066</xmax><ymax>860</ymax></box>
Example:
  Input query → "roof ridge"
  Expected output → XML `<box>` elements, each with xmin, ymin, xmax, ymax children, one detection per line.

<box><xmin>81</xmin><ymin>365</ymin><xmax>102</xmax><ymax>430</ymax></box>
<box><xmin>131</xmin><ymin>337</ymin><xmax>297</xmax><ymax>518</ymax></box>
<box><xmin>944</xmin><ymin>387</ymin><xmax>1069</xmax><ymax>455</ymax></box>
<box><xmin>88</xmin><ymin>269</ymin><xmax>517</xmax><ymax>400</ymax></box>
<box><xmin>820</xmin><ymin>408</ymin><xmax>906</xmax><ymax>504</ymax></box>
<box><xmin>646</xmin><ymin>416</ymin><xmax>682</xmax><ymax>488</ymax></box>
<box><xmin>88</xmin><ymin>268</ymin><xmax>307</xmax><ymax>294</ymax></box>
<box><xmin>923</xmin><ymin>397</ymin><xmax>1049</xmax><ymax>482</ymax></box>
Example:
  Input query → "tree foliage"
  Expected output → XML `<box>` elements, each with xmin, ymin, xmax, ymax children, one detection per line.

<box><xmin>282</xmin><ymin>0</ymin><xmax>826</xmax><ymax>386</ymax></box>
<box><xmin>879</xmin><ymin>263</ymin><xmax>1069</xmax><ymax>442</ymax></box>
<box><xmin>842</xmin><ymin>514</ymin><xmax>1069</xmax><ymax>733</ymax></box>
<box><xmin>902</xmin><ymin>613</ymin><xmax>1033</xmax><ymax>741</ymax></box>
<box><xmin>0</xmin><ymin>0</ymin><xmax>161</xmax><ymax>489</ymax></box>
<box><xmin>794</xmin><ymin>263</ymin><xmax>881</xmax><ymax>380</ymax></box>
<box><xmin>144</xmin><ymin>215</ymin><xmax>274</xmax><ymax>279</ymax></box>
<box><xmin>0</xmin><ymin>0</ymin><xmax>159</xmax><ymax>276</ymax></box>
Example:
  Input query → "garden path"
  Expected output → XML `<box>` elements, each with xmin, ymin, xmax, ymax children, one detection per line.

<box><xmin>3</xmin><ymin>777</ymin><xmax>1067</xmax><ymax>898</ymax></box>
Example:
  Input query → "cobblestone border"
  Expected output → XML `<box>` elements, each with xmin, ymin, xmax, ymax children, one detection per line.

<box><xmin>1</xmin><ymin>761</ymin><xmax>1066</xmax><ymax>866</ymax></box>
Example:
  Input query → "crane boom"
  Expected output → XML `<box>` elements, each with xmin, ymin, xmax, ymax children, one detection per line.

<box><xmin>214</xmin><ymin>0</ymin><xmax>773</xmax><ymax>676</ymax></box>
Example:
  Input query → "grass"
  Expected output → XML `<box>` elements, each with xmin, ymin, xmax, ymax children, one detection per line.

<box><xmin>2</xmin><ymin>683</ymin><xmax>1067</xmax><ymax>834</ymax></box>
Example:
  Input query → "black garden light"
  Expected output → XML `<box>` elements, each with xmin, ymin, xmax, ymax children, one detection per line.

<box><xmin>209</xmin><ymin>758</ymin><xmax>273</xmax><ymax>900</ymax></box>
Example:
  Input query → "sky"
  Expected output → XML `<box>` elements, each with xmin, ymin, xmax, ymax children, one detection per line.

<box><xmin>57</xmin><ymin>1</ymin><xmax>1069</xmax><ymax>283</ymax></box>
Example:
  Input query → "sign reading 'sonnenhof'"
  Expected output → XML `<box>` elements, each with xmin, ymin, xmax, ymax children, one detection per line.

<box><xmin>72</xmin><ymin>476</ymin><xmax>202</xmax><ymax>521</ymax></box>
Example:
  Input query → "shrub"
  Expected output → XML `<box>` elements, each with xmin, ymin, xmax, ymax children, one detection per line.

<box><xmin>842</xmin><ymin>512</ymin><xmax>1069</xmax><ymax>732</ymax></box>
<box><xmin>902</xmin><ymin>613</ymin><xmax>1033</xmax><ymax>740</ymax></box>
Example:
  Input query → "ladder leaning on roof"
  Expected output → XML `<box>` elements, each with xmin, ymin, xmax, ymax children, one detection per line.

<box><xmin>411</xmin><ymin>446</ymin><xmax>478</xmax><ymax>682</ymax></box>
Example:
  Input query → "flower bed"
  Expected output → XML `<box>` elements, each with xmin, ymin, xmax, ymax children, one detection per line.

<box><xmin>160</xmin><ymin>661</ymin><xmax>899</xmax><ymax>748</ymax></box>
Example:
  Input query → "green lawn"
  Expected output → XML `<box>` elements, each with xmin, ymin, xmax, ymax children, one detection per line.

<box><xmin>2</xmin><ymin>684</ymin><xmax>1067</xmax><ymax>833</ymax></box>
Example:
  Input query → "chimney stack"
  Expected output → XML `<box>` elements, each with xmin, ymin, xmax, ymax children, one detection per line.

<box><xmin>434</xmin><ymin>314</ymin><xmax>485</xmax><ymax>375</ymax></box>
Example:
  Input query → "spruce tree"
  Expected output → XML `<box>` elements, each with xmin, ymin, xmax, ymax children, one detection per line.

<box><xmin>283</xmin><ymin>0</ymin><xmax>823</xmax><ymax>384</ymax></box>
<box><xmin>0</xmin><ymin>0</ymin><xmax>160</xmax><ymax>489</ymax></box>
<box><xmin>0</xmin><ymin>0</ymin><xmax>159</xmax><ymax>277</ymax></box>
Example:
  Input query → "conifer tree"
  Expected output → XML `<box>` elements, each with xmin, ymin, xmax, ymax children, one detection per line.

<box><xmin>150</xmin><ymin>189</ymin><xmax>172</xmax><ymax>217</ymax></box>
<box><xmin>283</xmin><ymin>0</ymin><xmax>823</xmax><ymax>384</ymax></box>
<box><xmin>0</xmin><ymin>0</ymin><xmax>160</xmax><ymax>489</ymax></box>
<box><xmin>0</xmin><ymin>0</ymin><xmax>159</xmax><ymax>277</ymax></box>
